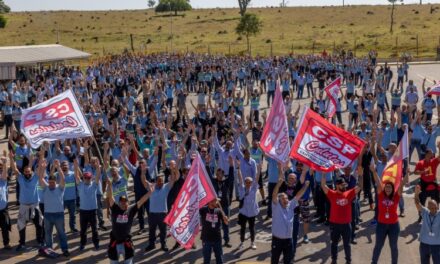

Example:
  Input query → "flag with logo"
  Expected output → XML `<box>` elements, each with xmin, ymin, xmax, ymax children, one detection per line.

<box><xmin>164</xmin><ymin>153</ymin><xmax>217</xmax><ymax>249</ymax></box>
<box><xmin>20</xmin><ymin>90</ymin><xmax>92</xmax><ymax>148</ymax></box>
<box><xmin>382</xmin><ymin>127</ymin><xmax>409</xmax><ymax>191</ymax></box>
<box><xmin>260</xmin><ymin>82</ymin><xmax>291</xmax><ymax>163</ymax></box>
<box><xmin>290</xmin><ymin>107</ymin><xmax>366</xmax><ymax>172</ymax></box>
<box><xmin>425</xmin><ymin>82</ymin><xmax>440</xmax><ymax>96</ymax></box>
<box><xmin>324</xmin><ymin>77</ymin><xmax>341</xmax><ymax>118</ymax></box>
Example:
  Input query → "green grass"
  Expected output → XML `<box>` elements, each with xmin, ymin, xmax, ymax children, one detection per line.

<box><xmin>2</xmin><ymin>4</ymin><xmax>440</xmax><ymax>59</ymax></box>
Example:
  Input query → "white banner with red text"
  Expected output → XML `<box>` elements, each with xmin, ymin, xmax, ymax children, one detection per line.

<box><xmin>20</xmin><ymin>90</ymin><xmax>92</xmax><ymax>148</ymax></box>
<box><xmin>324</xmin><ymin>77</ymin><xmax>341</xmax><ymax>118</ymax></box>
<box><xmin>164</xmin><ymin>154</ymin><xmax>217</xmax><ymax>249</ymax></box>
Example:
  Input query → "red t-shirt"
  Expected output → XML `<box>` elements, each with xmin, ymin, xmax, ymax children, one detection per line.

<box><xmin>415</xmin><ymin>158</ymin><xmax>440</xmax><ymax>191</ymax></box>
<box><xmin>327</xmin><ymin>188</ymin><xmax>356</xmax><ymax>224</ymax></box>
<box><xmin>377</xmin><ymin>192</ymin><xmax>400</xmax><ymax>224</ymax></box>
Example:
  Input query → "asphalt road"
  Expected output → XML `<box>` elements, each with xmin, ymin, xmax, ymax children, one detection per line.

<box><xmin>0</xmin><ymin>63</ymin><xmax>438</xmax><ymax>264</ymax></box>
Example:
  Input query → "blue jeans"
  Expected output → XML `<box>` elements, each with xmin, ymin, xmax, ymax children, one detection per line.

<box><xmin>292</xmin><ymin>214</ymin><xmax>300</xmax><ymax>260</ymax></box>
<box><xmin>271</xmin><ymin>236</ymin><xmax>293</xmax><ymax>264</ymax></box>
<box><xmin>202</xmin><ymin>240</ymin><xmax>223</xmax><ymax>264</ymax></box>
<box><xmin>110</xmin><ymin>243</ymin><xmax>133</xmax><ymax>264</ymax></box>
<box><xmin>371</xmin><ymin>222</ymin><xmax>400</xmax><ymax>264</ymax></box>
<box><xmin>409</xmin><ymin>139</ymin><xmax>422</xmax><ymax>163</ymax></box>
<box><xmin>64</xmin><ymin>199</ymin><xmax>76</xmax><ymax>230</ymax></box>
<box><xmin>96</xmin><ymin>194</ymin><xmax>104</xmax><ymax>226</ymax></box>
<box><xmin>267</xmin><ymin>182</ymin><xmax>277</xmax><ymax>218</ymax></box>
<box><xmin>420</xmin><ymin>242</ymin><xmax>440</xmax><ymax>264</ymax></box>
<box><xmin>44</xmin><ymin>212</ymin><xmax>68</xmax><ymax>252</ymax></box>
<box><xmin>297</xmin><ymin>85</ymin><xmax>304</xmax><ymax>99</ymax></box>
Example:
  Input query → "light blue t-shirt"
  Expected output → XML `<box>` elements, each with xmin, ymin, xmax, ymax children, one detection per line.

<box><xmin>267</xmin><ymin>157</ymin><xmax>279</xmax><ymax>183</ymax></box>
<box><xmin>58</xmin><ymin>171</ymin><xmax>76</xmax><ymax>201</ymax></box>
<box><xmin>419</xmin><ymin>208</ymin><xmax>440</xmax><ymax>245</ymax></box>
<box><xmin>77</xmin><ymin>181</ymin><xmax>98</xmax><ymax>210</ymax></box>
<box><xmin>18</xmin><ymin>173</ymin><xmax>39</xmax><ymax>204</ymax></box>
<box><xmin>271</xmin><ymin>199</ymin><xmax>298</xmax><ymax>239</ymax></box>
<box><xmin>43</xmin><ymin>186</ymin><xmax>65</xmax><ymax>213</ymax></box>
<box><xmin>238</xmin><ymin>183</ymin><xmax>259</xmax><ymax>217</ymax></box>
<box><xmin>149</xmin><ymin>183</ymin><xmax>171</xmax><ymax>213</ymax></box>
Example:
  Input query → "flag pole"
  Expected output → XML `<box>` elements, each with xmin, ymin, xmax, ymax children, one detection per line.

<box><xmin>70</xmin><ymin>90</ymin><xmax>105</xmax><ymax>165</ymax></box>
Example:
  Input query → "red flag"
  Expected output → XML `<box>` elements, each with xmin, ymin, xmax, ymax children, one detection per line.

<box><xmin>425</xmin><ymin>83</ymin><xmax>440</xmax><ymax>96</ymax></box>
<box><xmin>290</xmin><ymin>107</ymin><xmax>366</xmax><ymax>172</ymax></box>
<box><xmin>382</xmin><ymin>127</ymin><xmax>409</xmax><ymax>191</ymax></box>
<box><xmin>260</xmin><ymin>82</ymin><xmax>290</xmax><ymax>163</ymax></box>
<box><xmin>324</xmin><ymin>77</ymin><xmax>341</xmax><ymax>118</ymax></box>
<box><xmin>164</xmin><ymin>154</ymin><xmax>217</xmax><ymax>249</ymax></box>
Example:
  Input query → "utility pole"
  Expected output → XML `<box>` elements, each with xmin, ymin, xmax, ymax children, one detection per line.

<box><xmin>170</xmin><ymin>4</ymin><xmax>173</xmax><ymax>54</ymax></box>
<box><xmin>56</xmin><ymin>23</ymin><xmax>60</xmax><ymax>44</ymax></box>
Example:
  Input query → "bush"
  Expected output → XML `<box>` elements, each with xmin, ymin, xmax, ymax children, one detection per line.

<box><xmin>0</xmin><ymin>15</ymin><xmax>6</xmax><ymax>28</ymax></box>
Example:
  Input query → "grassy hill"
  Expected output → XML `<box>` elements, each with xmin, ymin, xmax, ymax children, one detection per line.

<box><xmin>1</xmin><ymin>4</ymin><xmax>440</xmax><ymax>59</ymax></box>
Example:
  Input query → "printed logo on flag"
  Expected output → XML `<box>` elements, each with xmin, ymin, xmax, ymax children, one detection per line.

<box><xmin>21</xmin><ymin>90</ymin><xmax>92</xmax><ymax>148</ymax></box>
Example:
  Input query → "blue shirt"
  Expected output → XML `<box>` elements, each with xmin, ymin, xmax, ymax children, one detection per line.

<box><xmin>43</xmin><ymin>186</ymin><xmax>65</xmax><ymax>213</ymax></box>
<box><xmin>271</xmin><ymin>199</ymin><xmax>298</xmax><ymax>239</ymax></box>
<box><xmin>18</xmin><ymin>173</ymin><xmax>39</xmax><ymax>204</ymax></box>
<box><xmin>419</xmin><ymin>208</ymin><xmax>440</xmax><ymax>245</ymax></box>
<box><xmin>238</xmin><ymin>182</ymin><xmax>259</xmax><ymax>217</ymax></box>
<box><xmin>58</xmin><ymin>171</ymin><xmax>76</xmax><ymax>201</ymax></box>
<box><xmin>77</xmin><ymin>181</ymin><xmax>98</xmax><ymax>210</ymax></box>
<box><xmin>0</xmin><ymin>179</ymin><xmax>7</xmax><ymax>210</ymax></box>
<box><xmin>149</xmin><ymin>183</ymin><xmax>171</xmax><ymax>213</ymax></box>
<box><xmin>112</xmin><ymin>176</ymin><xmax>128</xmax><ymax>202</ymax></box>
<box><xmin>267</xmin><ymin>157</ymin><xmax>279</xmax><ymax>183</ymax></box>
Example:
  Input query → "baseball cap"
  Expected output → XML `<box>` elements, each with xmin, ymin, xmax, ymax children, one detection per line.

<box><xmin>83</xmin><ymin>172</ymin><xmax>92</xmax><ymax>179</ymax></box>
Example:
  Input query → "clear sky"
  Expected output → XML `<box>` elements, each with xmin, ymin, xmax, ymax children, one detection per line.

<box><xmin>5</xmin><ymin>0</ymin><xmax>439</xmax><ymax>11</ymax></box>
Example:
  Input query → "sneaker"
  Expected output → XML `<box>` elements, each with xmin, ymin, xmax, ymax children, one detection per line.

<box><xmin>250</xmin><ymin>242</ymin><xmax>257</xmax><ymax>250</ymax></box>
<box><xmin>369</xmin><ymin>204</ymin><xmax>375</xmax><ymax>211</ymax></box>
<box><xmin>4</xmin><ymin>244</ymin><xmax>12</xmax><ymax>250</ymax></box>
<box><xmin>137</xmin><ymin>229</ymin><xmax>145</xmax><ymax>235</ymax></box>
<box><xmin>145</xmin><ymin>244</ymin><xmax>155</xmax><ymax>252</ymax></box>
<box><xmin>94</xmin><ymin>243</ymin><xmax>99</xmax><ymax>250</ymax></box>
<box><xmin>191</xmin><ymin>244</ymin><xmax>197</xmax><ymax>249</ymax></box>
<box><xmin>303</xmin><ymin>236</ymin><xmax>310</xmax><ymax>244</ymax></box>
<box><xmin>351</xmin><ymin>240</ymin><xmax>357</xmax><ymax>245</ymax></box>
<box><xmin>16</xmin><ymin>244</ymin><xmax>25</xmax><ymax>252</ymax></box>
<box><xmin>79</xmin><ymin>245</ymin><xmax>85</xmax><ymax>251</ymax></box>
<box><xmin>161</xmin><ymin>246</ymin><xmax>169</xmax><ymax>252</ymax></box>
<box><xmin>261</xmin><ymin>200</ymin><xmax>267</xmax><ymax>206</ymax></box>
<box><xmin>224</xmin><ymin>242</ymin><xmax>232</xmax><ymax>248</ymax></box>
<box><xmin>71</xmin><ymin>228</ymin><xmax>79</xmax><ymax>233</ymax></box>
<box><xmin>399</xmin><ymin>212</ymin><xmax>405</xmax><ymax>218</ymax></box>
<box><xmin>238</xmin><ymin>242</ymin><xmax>244</xmax><ymax>249</ymax></box>
<box><xmin>63</xmin><ymin>250</ymin><xmax>70</xmax><ymax>257</ymax></box>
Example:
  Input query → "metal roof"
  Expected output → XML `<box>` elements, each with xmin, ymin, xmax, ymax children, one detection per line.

<box><xmin>0</xmin><ymin>44</ymin><xmax>91</xmax><ymax>65</ymax></box>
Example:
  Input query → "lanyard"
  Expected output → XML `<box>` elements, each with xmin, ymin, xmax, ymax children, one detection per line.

<box><xmin>428</xmin><ymin>215</ymin><xmax>437</xmax><ymax>234</ymax></box>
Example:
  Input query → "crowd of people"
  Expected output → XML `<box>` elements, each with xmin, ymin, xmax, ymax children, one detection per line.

<box><xmin>0</xmin><ymin>51</ymin><xmax>439</xmax><ymax>264</ymax></box>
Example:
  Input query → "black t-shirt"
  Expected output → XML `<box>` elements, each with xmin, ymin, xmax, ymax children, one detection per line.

<box><xmin>200</xmin><ymin>206</ymin><xmax>223</xmax><ymax>242</ymax></box>
<box><xmin>110</xmin><ymin>203</ymin><xmax>138</xmax><ymax>242</ymax></box>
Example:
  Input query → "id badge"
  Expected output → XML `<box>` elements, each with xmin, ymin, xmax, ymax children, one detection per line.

<box><xmin>212</xmin><ymin>222</ymin><xmax>216</xmax><ymax>228</ymax></box>
<box><xmin>218</xmin><ymin>191</ymin><xmax>222</xmax><ymax>198</ymax></box>
<box><xmin>429</xmin><ymin>232</ymin><xmax>435</xmax><ymax>237</ymax></box>
<box><xmin>385</xmin><ymin>213</ymin><xmax>390</xmax><ymax>219</ymax></box>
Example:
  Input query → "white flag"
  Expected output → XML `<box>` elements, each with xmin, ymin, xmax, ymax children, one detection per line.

<box><xmin>20</xmin><ymin>90</ymin><xmax>92</xmax><ymax>148</ymax></box>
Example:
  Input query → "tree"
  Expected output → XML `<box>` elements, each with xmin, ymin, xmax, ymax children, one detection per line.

<box><xmin>0</xmin><ymin>15</ymin><xmax>6</xmax><ymax>28</ymax></box>
<box><xmin>155</xmin><ymin>0</ymin><xmax>191</xmax><ymax>16</ymax></box>
<box><xmin>238</xmin><ymin>0</ymin><xmax>251</xmax><ymax>17</ymax></box>
<box><xmin>280</xmin><ymin>0</ymin><xmax>289</xmax><ymax>7</ymax></box>
<box><xmin>0</xmin><ymin>1</ymin><xmax>10</xmax><ymax>13</ymax></box>
<box><xmin>148</xmin><ymin>0</ymin><xmax>156</xmax><ymax>8</ymax></box>
<box><xmin>236</xmin><ymin>13</ymin><xmax>263</xmax><ymax>54</ymax></box>
<box><xmin>388</xmin><ymin>0</ymin><xmax>403</xmax><ymax>33</ymax></box>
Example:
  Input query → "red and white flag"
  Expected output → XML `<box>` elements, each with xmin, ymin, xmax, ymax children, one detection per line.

<box><xmin>20</xmin><ymin>90</ymin><xmax>92</xmax><ymax>148</ymax></box>
<box><xmin>382</xmin><ymin>126</ymin><xmax>409</xmax><ymax>191</ymax></box>
<box><xmin>324</xmin><ymin>77</ymin><xmax>341</xmax><ymax>118</ymax></box>
<box><xmin>290</xmin><ymin>107</ymin><xmax>366</xmax><ymax>172</ymax></box>
<box><xmin>164</xmin><ymin>154</ymin><xmax>217</xmax><ymax>249</ymax></box>
<box><xmin>259</xmin><ymin>82</ymin><xmax>290</xmax><ymax>163</ymax></box>
<box><xmin>425</xmin><ymin>83</ymin><xmax>440</xmax><ymax>96</ymax></box>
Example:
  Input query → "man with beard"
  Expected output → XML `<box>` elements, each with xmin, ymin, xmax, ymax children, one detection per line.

<box><xmin>321</xmin><ymin>166</ymin><xmax>363</xmax><ymax>264</ymax></box>
<box><xmin>11</xmin><ymin>151</ymin><xmax>44</xmax><ymax>251</ymax></box>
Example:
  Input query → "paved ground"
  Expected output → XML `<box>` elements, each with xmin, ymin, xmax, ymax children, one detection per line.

<box><xmin>0</xmin><ymin>63</ymin><xmax>438</xmax><ymax>264</ymax></box>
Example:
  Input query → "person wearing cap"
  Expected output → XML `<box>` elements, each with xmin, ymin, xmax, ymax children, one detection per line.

<box><xmin>370</xmin><ymin>162</ymin><xmax>406</xmax><ymax>264</ymax></box>
<box><xmin>236</xmin><ymin>158</ymin><xmax>261</xmax><ymax>250</ymax></box>
<box><xmin>414</xmin><ymin>185</ymin><xmax>440</xmax><ymax>264</ymax></box>
<box><xmin>200</xmin><ymin>198</ymin><xmax>229</xmax><ymax>264</ymax></box>
<box><xmin>271</xmin><ymin>163</ymin><xmax>310</xmax><ymax>264</ymax></box>
<box><xmin>321</xmin><ymin>164</ymin><xmax>363</xmax><ymax>264</ymax></box>
<box><xmin>74</xmin><ymin>158</ymin><xmax>101</xmax><ymax>251</ymax></box>
<box><xmin>38</xmin><ymin>158</ymin><xmax>70</xmax><ymax>257</ymax></box>
<box><xmin>106</xmin><ymin>172</ymin><xmax>154</xmax><ymax>264</ymax></box>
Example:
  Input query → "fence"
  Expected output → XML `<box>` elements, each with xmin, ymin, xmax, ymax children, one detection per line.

<box><xmin>79</xmin><ymin>33</ymin><xmax>440</xmax><ymax>60</ymax></box>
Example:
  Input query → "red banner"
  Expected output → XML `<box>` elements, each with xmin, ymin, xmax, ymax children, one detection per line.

<box><xmin>259</xmin><ymin>83</ymin><xmax>290</xmax><ymax>163</ymax></box>
<box><xmin>426</xmin><ymin>83</ymin><xmax>440</xmax><ymax>96</ymax></box>
<box><xmin>290</xmin><ymin>107</ymin><xmax>366</xmax><ymax>172</ymax></box>
<box><xmin>164</xmin><ymin>154</ymin><xmax>217</xmax><ymax>249</ymax></box>
<box><xmin>324</xmin><ymin>77</ymin><xmax>341</xmax><ymax>118</ymax></box>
